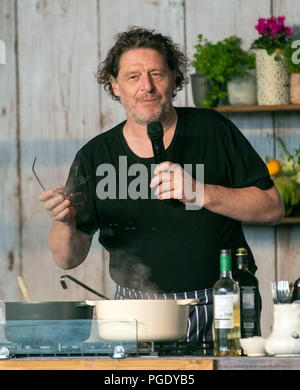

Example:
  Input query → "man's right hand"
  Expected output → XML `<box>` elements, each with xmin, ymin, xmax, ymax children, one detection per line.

<box><xmin>38</xmin><ymin>184</ymin><xmax>93</xmax><ymax>270</ymax></box>
<box><xmin>38</xmin><ymin>184</ymin><xmax>76</xmax><ymax>224</ymax></box>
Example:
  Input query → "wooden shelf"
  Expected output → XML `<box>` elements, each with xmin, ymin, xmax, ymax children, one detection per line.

<box><xmin>212</xmin><ymin>104</ymin><xmax>300</xmax><ymax>113</ymax></box>
<box><xmin>281</xmin><ymin>217</ymin><xmax>300</xmax><ymax>224</ymax></box>
<box><xmin>244</xmin><ymin>217</ymin><xmax>300</xmax><ymax>226</ymax></box>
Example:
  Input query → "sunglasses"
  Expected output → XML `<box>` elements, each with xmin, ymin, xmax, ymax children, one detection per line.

<box><xmin>32</xmin><ymin>157</ymin><xmax>86</xmax><ymax>206</ymax></box>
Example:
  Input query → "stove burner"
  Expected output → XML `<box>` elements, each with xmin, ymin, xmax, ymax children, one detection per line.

<box><xmin>140</xmin><ymin>341</ymin><xmax>214</xmax><ymax>357</ymax></box>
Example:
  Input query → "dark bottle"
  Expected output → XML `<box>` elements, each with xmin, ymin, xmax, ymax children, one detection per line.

<box><xmin>292</xmin><ymin>277</ymin><xmax>300</xmax><ymax>301</ymax></box>
<box><xmin>232</xmin><ymin>248</ymin><xmax>261</xmax><ymax>338</ymax></box>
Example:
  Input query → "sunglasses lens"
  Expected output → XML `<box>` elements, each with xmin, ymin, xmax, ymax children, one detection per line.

<box><xmin>70</xmin><ymin>192</ymin><xmax>85</xmax><ymax>205</ymax></box>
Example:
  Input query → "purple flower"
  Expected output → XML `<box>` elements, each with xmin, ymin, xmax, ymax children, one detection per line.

<box><xmin>284</xmin><ymin>26</ymin><xmax>293</xmax><ymax>36</ymax></box>
<box><xmin>255</xmin><ymin>16</ymin><xmax>293</xmax><ymax>38</ymax></box>
<box><xmin>255</xmin><ymin>18</ymin><xmax>267</xmax><ymax>34</ymax></box>
<box><xmin>277</xmin><ymin>16</ymin><xmax>285</xmax><ymax>29</ymax></box>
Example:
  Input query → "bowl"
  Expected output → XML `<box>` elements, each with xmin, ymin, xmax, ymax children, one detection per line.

<box><xmin>240</xmin><ymin>337</ymin><xmax>266</xmax><ymax>356</ymax></box>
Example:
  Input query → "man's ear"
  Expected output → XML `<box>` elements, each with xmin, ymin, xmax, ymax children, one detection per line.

<box><xmin>109</xmin><ymin>75</ymin><xmax>120</xmax><ymax>97</ymax></box>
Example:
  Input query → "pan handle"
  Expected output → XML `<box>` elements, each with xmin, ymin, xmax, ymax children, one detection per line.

<box><xmin>74</xmin><ymin>301</ymin><xmax>93</xmax><ymax>308</ymax></box>
<box><xmin>176</xmin><ymin>298</ymin><xmax>199</xmax><ymax>306</ymax></box>
<box><xmin>60</xmin><ymin>275</ymin><xmax>109</xmax><ymax>300</ymax></box>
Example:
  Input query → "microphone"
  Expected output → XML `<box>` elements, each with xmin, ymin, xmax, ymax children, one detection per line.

<box><xmin>147</xmin><ymin>121</ymin><xmax>167</xmax><ymax>164</ymax></box>
<box><xmin>147</xmin><ymin>121</ymin><xmax>178</xmax><ymax>207</ymax></box>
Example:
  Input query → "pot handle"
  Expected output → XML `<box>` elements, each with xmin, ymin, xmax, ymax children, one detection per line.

<box><xmin>176</xmin><ymin>298</ymin><xmax>199</xmax><ymax>306</ymax></box>
<box><xmin>85</xmin><ymin>300</ymin><xmax>96</xmax><ymax>306</ymax></box>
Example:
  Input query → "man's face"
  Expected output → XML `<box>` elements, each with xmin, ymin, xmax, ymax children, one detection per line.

<box><xmin>110</xmin><ymin>48</ymin><xmax>176</xmax><ymax>125</ymax></box>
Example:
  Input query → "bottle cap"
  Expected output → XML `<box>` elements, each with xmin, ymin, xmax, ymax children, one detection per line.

<box><xmin>220</xmin><ymin>249</ymin><xmax>231</xmax><ymax>256</ymax></box>
<box><xmin>220</xmin><ymin>249</ymin><xmax>231</xmax><ymax>271</ymax></box>
<box><xmin>236</xmin><ymin>248</ymin><xmax>248</xmax><ymax>256</ymax></box>
<box><xmin>236</xmin><ymin>248</ymin><xmax>248</xmax><ymax>268</ymax></box>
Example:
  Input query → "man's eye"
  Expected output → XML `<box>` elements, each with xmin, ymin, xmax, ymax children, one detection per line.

<box><xmin>152</xmin><ymin>71</ymin><xmax>166</xmax><ymax>78</ymax></box>
<box><xmin>129</xmin><ymin>75</ymin><xmax>138</xmax><ymax>80</ymax></box>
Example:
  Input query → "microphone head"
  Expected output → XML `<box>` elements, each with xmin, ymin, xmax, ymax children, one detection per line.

<box><xmin>147</xmin><ymin>121</ymin><xmax>164</xmax><ymax>141</ymax></box>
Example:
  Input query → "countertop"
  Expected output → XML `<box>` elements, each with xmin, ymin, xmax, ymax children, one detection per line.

<box><xmin>0</xmin><ymin>355</ymin><xmax>300</xmax><ymax>370</ymax></box>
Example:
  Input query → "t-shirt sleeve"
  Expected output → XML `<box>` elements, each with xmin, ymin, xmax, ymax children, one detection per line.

<box><xmin>65</xmin><ymin>151</ymin><xmax>99</xmax><ymax>236</ymax></box>
<box><xmin>223</xmin><ymin>117</ymin><xmax>274</xmax><ymax>190</ymax></box>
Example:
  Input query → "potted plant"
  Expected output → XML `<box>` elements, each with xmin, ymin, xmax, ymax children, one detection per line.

<box><xmin>191</xmin><ymin>35</ymin><xmax>255</xmax><ymax>107</ymax></box>
<box><xmin>282</xmin><ymin>38</ymin><xmax>300</xmax><ymax>104</ymax></box>
<box><xmin>265</xmin><ymin>136</ymin><xmax>300</xmax><ymax>216</ymax></box>
<box><xmin>250</xmin><ymin>16</ymin><xmax>293</xmax><ymax>105</ymax></box>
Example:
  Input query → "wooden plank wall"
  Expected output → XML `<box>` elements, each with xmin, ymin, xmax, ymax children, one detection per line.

<box><xmin>0</xmin><ymin>0</ymin><xmax>299</xmax><ymax>337</ymax></box>
<box><xmin>0</xmin><ymin>0</ymin><xmax>20</xmax><ymax>299</ymax></box>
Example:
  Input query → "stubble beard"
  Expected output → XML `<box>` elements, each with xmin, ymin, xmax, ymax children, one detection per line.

<box><xmin>122</xmin><ymin>93</ymin><xmax>174</xmax><ymax>125</ymax></box>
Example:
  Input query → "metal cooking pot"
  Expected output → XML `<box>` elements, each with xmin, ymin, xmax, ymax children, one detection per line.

<box><xmin>3</xmin><ymin>301</ymin><xmax>94</xmax><ymax>344</ymax></box>
<box><xmin>86</xmin><ymin>298</ymin><xmax>198</xmax><ymax>342</ymax></box>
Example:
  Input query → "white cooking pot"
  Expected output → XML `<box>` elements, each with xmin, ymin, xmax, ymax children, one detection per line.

<box><xmin>86</xmin><ymin>298</ymin><xmax>198</xmax><ymax>342</ymax></box>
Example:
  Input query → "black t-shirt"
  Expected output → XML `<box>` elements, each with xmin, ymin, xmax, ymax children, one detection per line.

<box><xmin>66</xmin><ymin>107</ymin><xmax>273</xmax><ymax>293</ymax></box>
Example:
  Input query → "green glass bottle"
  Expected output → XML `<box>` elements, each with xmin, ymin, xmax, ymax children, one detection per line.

<box><xmin>213</xmin><ymin>249</ymin><xmax>241</xmax><ymax>356</ymax></box>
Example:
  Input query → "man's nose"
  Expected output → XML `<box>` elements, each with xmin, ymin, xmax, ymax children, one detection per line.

<box><xmin>140</xmin><ymin>74</ymin><xmax>155</xmax><ymax>92</ymax></box>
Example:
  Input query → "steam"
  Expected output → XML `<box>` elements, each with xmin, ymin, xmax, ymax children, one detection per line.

<box><xmin>110</xmin><ymin>249</ymin><xmax>160</xmax><ymax>294</ymax></box>
<box><xmin>65</xmin><ymin>160</ymin><xmax>161</xmax><ymax>295</ymax></box>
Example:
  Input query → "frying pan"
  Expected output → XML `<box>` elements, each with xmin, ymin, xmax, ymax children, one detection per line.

<box><xmin>3</xmin><ymin>301</ymin><xmax>94</xmax><ymax>344</ymax></box>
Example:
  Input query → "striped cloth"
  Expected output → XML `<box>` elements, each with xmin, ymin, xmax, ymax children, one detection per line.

<box><xmin>114</xmin><ymin>285</ymin><xmax>213</xmax><ymax>349</ymax></box>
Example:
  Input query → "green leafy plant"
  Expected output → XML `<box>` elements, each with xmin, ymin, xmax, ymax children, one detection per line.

<box><xmin>282</xmin><ymin>38</ymin><xmax>300</xmax><ymax>73</ymax></box>
<box><xmin>265</xmin><ymin>136</ymin><xmax>300</xmax><ymax>216</ymax></box>
<box><xmin>192</xmin><ymin>35</ymin><xmax>255</xmax><ymax>107</ymax></box>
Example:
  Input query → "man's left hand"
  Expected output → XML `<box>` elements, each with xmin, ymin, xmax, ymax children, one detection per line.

<box><xmin>149</xmin><ymin>161</ymin><xmax>204</xmax><ymax>207</ymax></box>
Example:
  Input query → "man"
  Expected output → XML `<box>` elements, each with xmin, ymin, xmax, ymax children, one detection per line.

<box><xmin>39</xmin><ymin>27</ymin><xmax>284</xmax><ymax>349</ymax></box>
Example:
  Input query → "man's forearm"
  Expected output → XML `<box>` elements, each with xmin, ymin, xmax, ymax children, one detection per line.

<box><xmin>48</xmin><ymin>221</ymin><xmax>93</xmax><ymax>269</ymax></box>
<box><xmin>203</xmin><ymin>184</ymin><xmax>285</xmax><ymax>224</ymax></box>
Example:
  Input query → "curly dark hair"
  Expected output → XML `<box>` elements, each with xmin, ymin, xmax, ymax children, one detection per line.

<box><xmin>95</xmin><ymin>26</ymin><xmax>190</xmax><ymax>101</ymax></box>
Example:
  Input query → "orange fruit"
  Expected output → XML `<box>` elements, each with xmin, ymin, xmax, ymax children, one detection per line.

<box><xmin>266</xmin><ymin>160</ymin><xmax>281</xmax><ymax>176</ymax></box>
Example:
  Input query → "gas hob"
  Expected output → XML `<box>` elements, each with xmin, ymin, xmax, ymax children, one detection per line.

<box><xmin>0</xmin><ymin>318</ymin><xmax>213</xmax><ymax>359</ymax></box>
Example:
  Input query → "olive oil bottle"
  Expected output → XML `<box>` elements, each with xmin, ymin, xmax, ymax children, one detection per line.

<box><xmin>233</xmin><ymin>248</ymin><xmax>261</xmax><ymax>338</ymax></box>
<box><xmin>213</xmin><ymin>249</ymin><xmax>241</xmax><ymax>357</ymax></box>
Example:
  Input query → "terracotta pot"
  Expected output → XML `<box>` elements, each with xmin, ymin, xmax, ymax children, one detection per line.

<box><xmin>255</xmin><ymin>49</ymin><xmax>290</xmax><ymax>105</ymax></box>
<box><xmin>290</xmin><ymin>73</ymin><xmax>300</xmax><ymax>104</ymax></box>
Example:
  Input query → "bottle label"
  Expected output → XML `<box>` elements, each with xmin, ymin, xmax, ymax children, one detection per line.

<box><xmin>214</xmin><ymin>295</ymin><xmax>234</xmax><ymax>319</ymax></box>
<box><xmin>241</xmin><ymin>286</ymin><xmax>255</xmax><ymax>309</ymax></box>
<box><xmin>243</xmin><ymin>321</ymin><xmax>255</xmax><ymax>329</ymax></box>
